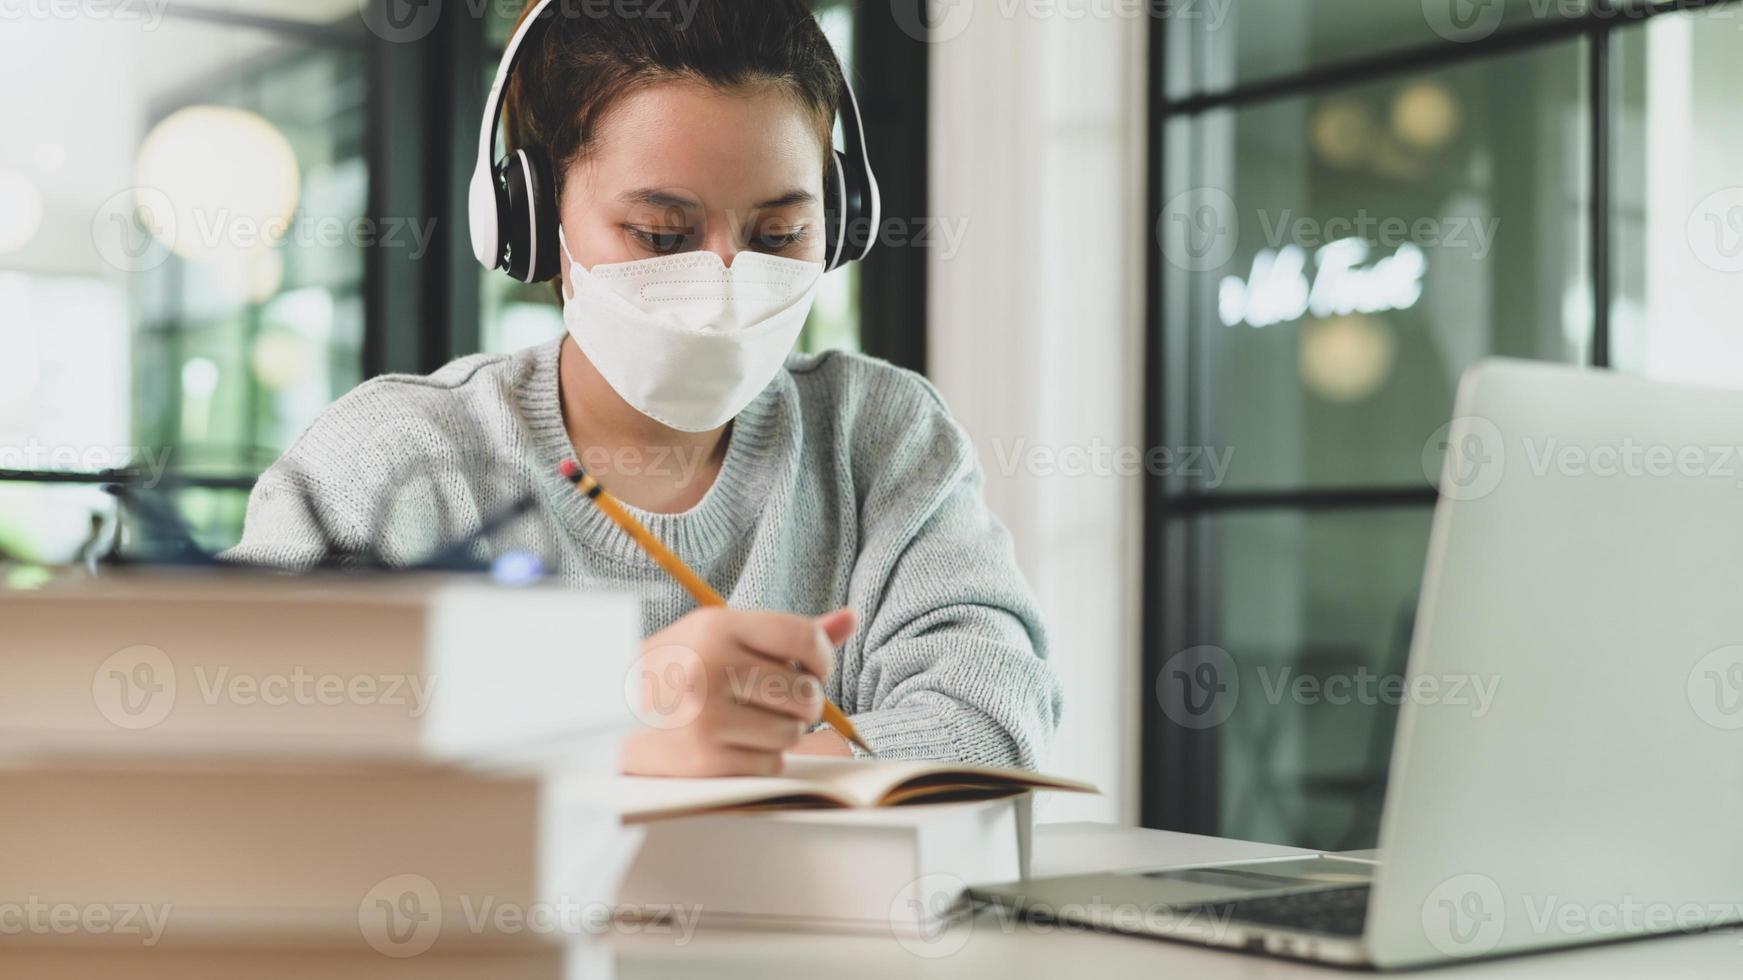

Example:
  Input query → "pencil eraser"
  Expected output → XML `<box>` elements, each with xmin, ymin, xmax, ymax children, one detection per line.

<box><xmin>558</xmin><ymin>459</ymin><xmax>581</xmax><ymax>480</ymax></box>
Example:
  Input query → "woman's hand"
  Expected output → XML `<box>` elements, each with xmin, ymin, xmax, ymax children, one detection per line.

<box><xmin>621</xmin><ymin>607</ymin><xmax>857</xmax><ymax>777</ymax></box>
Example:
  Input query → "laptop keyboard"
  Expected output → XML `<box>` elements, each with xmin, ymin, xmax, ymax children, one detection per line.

<box><xmin>1190</xmin><ymin>884</ymin><xmax>1371</xmax><ymax>938</ymax></box>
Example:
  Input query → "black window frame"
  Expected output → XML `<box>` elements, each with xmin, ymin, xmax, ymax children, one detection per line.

<box><xmin>1141</xmin><ymin>0</ymin><xmax>1739</xmax><ymax>837</ymax></box>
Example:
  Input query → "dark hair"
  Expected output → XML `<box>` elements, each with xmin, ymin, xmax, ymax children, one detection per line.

<box><xmin>503</xmin><ymin>0</ymin><xmax>844</xmax><ymax>176</ymax></box>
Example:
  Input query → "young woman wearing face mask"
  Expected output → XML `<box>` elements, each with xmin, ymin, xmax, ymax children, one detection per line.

<box><xmin>230</xmin><ymin>0</ymin><xmax>1061</xmax><ymax>777</ymax></box>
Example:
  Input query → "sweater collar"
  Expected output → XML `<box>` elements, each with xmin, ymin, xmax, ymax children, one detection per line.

<box><xmin>512</xmin><ymin>337</ymin><xmax>794</xmax><ymax>565</ymax></box>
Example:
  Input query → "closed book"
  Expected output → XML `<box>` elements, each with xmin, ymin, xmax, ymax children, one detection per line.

<box><xmin>601</xmin><ymin>757</ymin><xmax>1097</xmax><ymax>934</ymax></box>
<box><xmin>0</xmin><ymin>570</ymin><xmax>640</xmax><ymax>767</ymax></box>
<box><xmin>615</xmin><ymin>797</ymin><xmax>1027</xmax><ymax>935</ymax></box>
<box><xmin>0</xmin><ymin>760</ymin><xmax>644</xmax><ymax>953</ymax></box>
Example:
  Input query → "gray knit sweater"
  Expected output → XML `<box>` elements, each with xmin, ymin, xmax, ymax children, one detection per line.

<box><xmin>228</xmin><ymin>338</ymin><xmax>1062</xmax><ymax>768</ymax></box>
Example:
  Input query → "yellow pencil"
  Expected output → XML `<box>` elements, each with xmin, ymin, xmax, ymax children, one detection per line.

<box><xmin>558</xmin><ymin>459</ymin><xmax>876</xmax><ymax>757</ymax></box>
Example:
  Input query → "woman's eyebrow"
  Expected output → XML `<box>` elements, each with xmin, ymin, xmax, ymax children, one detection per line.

<box><xmin>755</xmin><ymin>190</ymin><xmax>815</xmax><ymax>210</ymax></box>
<box><xmin>617</xmin><ymin>189</ymin><xmax>814</xmax><ymax>211</ymax></box>
<box><xmin>620</xmin><ymin>189</ymin><xmax>702</xmax><ymax>210</ymax></box>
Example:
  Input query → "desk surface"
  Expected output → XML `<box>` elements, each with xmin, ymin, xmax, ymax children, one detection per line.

<box><xmin>4</xmin><ymin>822</ymin><xmax>1738</xmax><ymax>979</ymax></box>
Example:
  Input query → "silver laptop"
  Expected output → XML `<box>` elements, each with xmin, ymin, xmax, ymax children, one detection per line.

<box><xmin>972</xmin><ymin>360</ymin><xmax>1743</xmax><ymax>968</ymax></box>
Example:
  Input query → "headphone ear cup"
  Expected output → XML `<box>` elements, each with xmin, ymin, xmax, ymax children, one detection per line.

<box><xmin>823</xmin><ymin>150</ymin><xmax>848</xmax><ymax>272</ymax></box>
<box><xmin>502</xmin><ymin>147</ymin><xmax>562</xmax><ymax>283</ymax></box>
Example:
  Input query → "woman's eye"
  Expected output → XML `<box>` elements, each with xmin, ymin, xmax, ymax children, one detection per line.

<box><xmin>627</xmin><ymin>227</ymin><xmax>691</xmax><ymax>254</ymax></box>
<box><xmin>751</xmin><ymin>227</ymin><xmax>808</xmax><ymax>252</ymax></box>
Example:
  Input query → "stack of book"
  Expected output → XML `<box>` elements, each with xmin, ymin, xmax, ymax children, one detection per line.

<box><xmin>0</xmin><ymin>570</ymin><xmax>645</xmax><ymax>961</ymax></box>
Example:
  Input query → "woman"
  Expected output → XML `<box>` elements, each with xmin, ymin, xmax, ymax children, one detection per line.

<box><xmin>231</xmin><ymin>0</ymin><xmax>1060</xmax><ymax>777</ymax></box>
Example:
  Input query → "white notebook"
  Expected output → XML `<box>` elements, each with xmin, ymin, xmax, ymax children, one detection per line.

<box><xmin>591</xmin><ymin>756</ymin><xmax>1096</xmax><ymax>823</ymax></box>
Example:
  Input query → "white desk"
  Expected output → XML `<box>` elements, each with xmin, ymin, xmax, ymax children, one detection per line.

<box><xmin>5</xmin><ymin>822</ymin><xmax>1738</xmax><ymax>978</ymax></box>
<box><xmin>613</xmin><ymin>822</ymin><xmax>1743</xmax><ymax>979</ymax></box>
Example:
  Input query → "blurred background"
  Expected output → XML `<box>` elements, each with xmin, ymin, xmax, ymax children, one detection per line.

<box><xmin>4</xmin><ymin>0</ymin><xmax>1742</xmax><ymax>848</ymax></box>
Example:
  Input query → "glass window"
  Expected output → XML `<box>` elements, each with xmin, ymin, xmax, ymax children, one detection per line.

<box><xmin>1163</xmin><ymin>41</ymin><xmax>1590</xmax><ymax>493</ymax></box>
<box><xmin>1612</xmin><ymin>3</ymin><xmax>1743</xmax><ymax>388</ymax></box>
<box><xmin>1166</xmin><ymin>0</ymin><xmax>1593</xmax><ymax>100</ymax></box>
<box><xmin>0</xmin><ymin>13</ymin><xmax>365</xmax><ymax>559</ymax></box>
<box><xmin>1169</xmin><ymin>507</ymin><xmax>1433</xmax><ymax>850</ymax></box>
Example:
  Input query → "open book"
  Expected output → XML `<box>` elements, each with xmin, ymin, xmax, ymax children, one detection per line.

<box><xmin>595</xmin><ymin>756</ymin><xmax>1096</xmax><ymax>823</ymax></box>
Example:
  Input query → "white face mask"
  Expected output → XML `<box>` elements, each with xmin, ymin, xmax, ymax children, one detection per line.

<box><xmin>559</xmin><ymin>230</ymin><xmax>824</xmax><ymax>433</ymax></box>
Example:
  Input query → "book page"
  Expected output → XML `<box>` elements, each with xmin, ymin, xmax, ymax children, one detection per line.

<box><xmin>575</xmin><ymin>771</ymin><xmax>854</xmax><ymax>822</ymax></box>
<box><xmin>585</xmin><ymin>758</ymin><xmax>1097</xmax><ymax>822</ymax></box>
<box><xmin>777</xmin><ymin>757</ymin><xmax>1098</xmax><ymax>806</ymax></box>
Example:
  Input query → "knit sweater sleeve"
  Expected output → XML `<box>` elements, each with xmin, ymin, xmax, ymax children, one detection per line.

<box><xmin>836</xmin><ymin>365</ymin><xmax>1063</xmax><ymax>770</ymax></box>
<box><xmin>224</xmin><ymin>376</ymin><xmax>489</xmax><ymax>570</ymax></box>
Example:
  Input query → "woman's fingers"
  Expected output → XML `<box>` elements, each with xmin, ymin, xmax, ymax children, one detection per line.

<box><xmin>708</xmin><ymin>702</ymin><xmax>808</xmax><ymax>751</ymax></box>
<box><xmin>817</xmin><ymin>607</ymin><xmax>857</xmax><ymax>646</ymax></box>
<box><xmin>722</xmin><ymin>609</ymin><xmax>833</xmax><ymax>678</ymax></box>
<box><xmin>713</xmin><ymin>649</ymin><xmax>824</xmax><ymax>723</ymax></box>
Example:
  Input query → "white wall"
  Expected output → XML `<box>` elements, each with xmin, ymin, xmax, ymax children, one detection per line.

<box><xmin>925</xmin><ymin>5</ymin><xmax>1150</xmax><ymax>823</ymax></box>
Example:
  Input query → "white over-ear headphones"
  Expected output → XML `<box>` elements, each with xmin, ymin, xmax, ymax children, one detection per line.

<box><xmin>468</xmin><ymin>0</ymin><xmax>883</xmax><ymax>284</ymax></box>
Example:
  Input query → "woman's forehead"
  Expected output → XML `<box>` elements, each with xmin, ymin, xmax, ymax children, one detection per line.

<box><xmin>575</xmin><ymin>79</ymin><xmax>829</xmax><ymax>206</ymax></box>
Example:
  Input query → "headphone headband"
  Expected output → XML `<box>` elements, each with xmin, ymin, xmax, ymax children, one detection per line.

<box><xmin>469</xmin><ymin>0</ymin><xmax>881</xmax><ymax>283</ymax></box>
